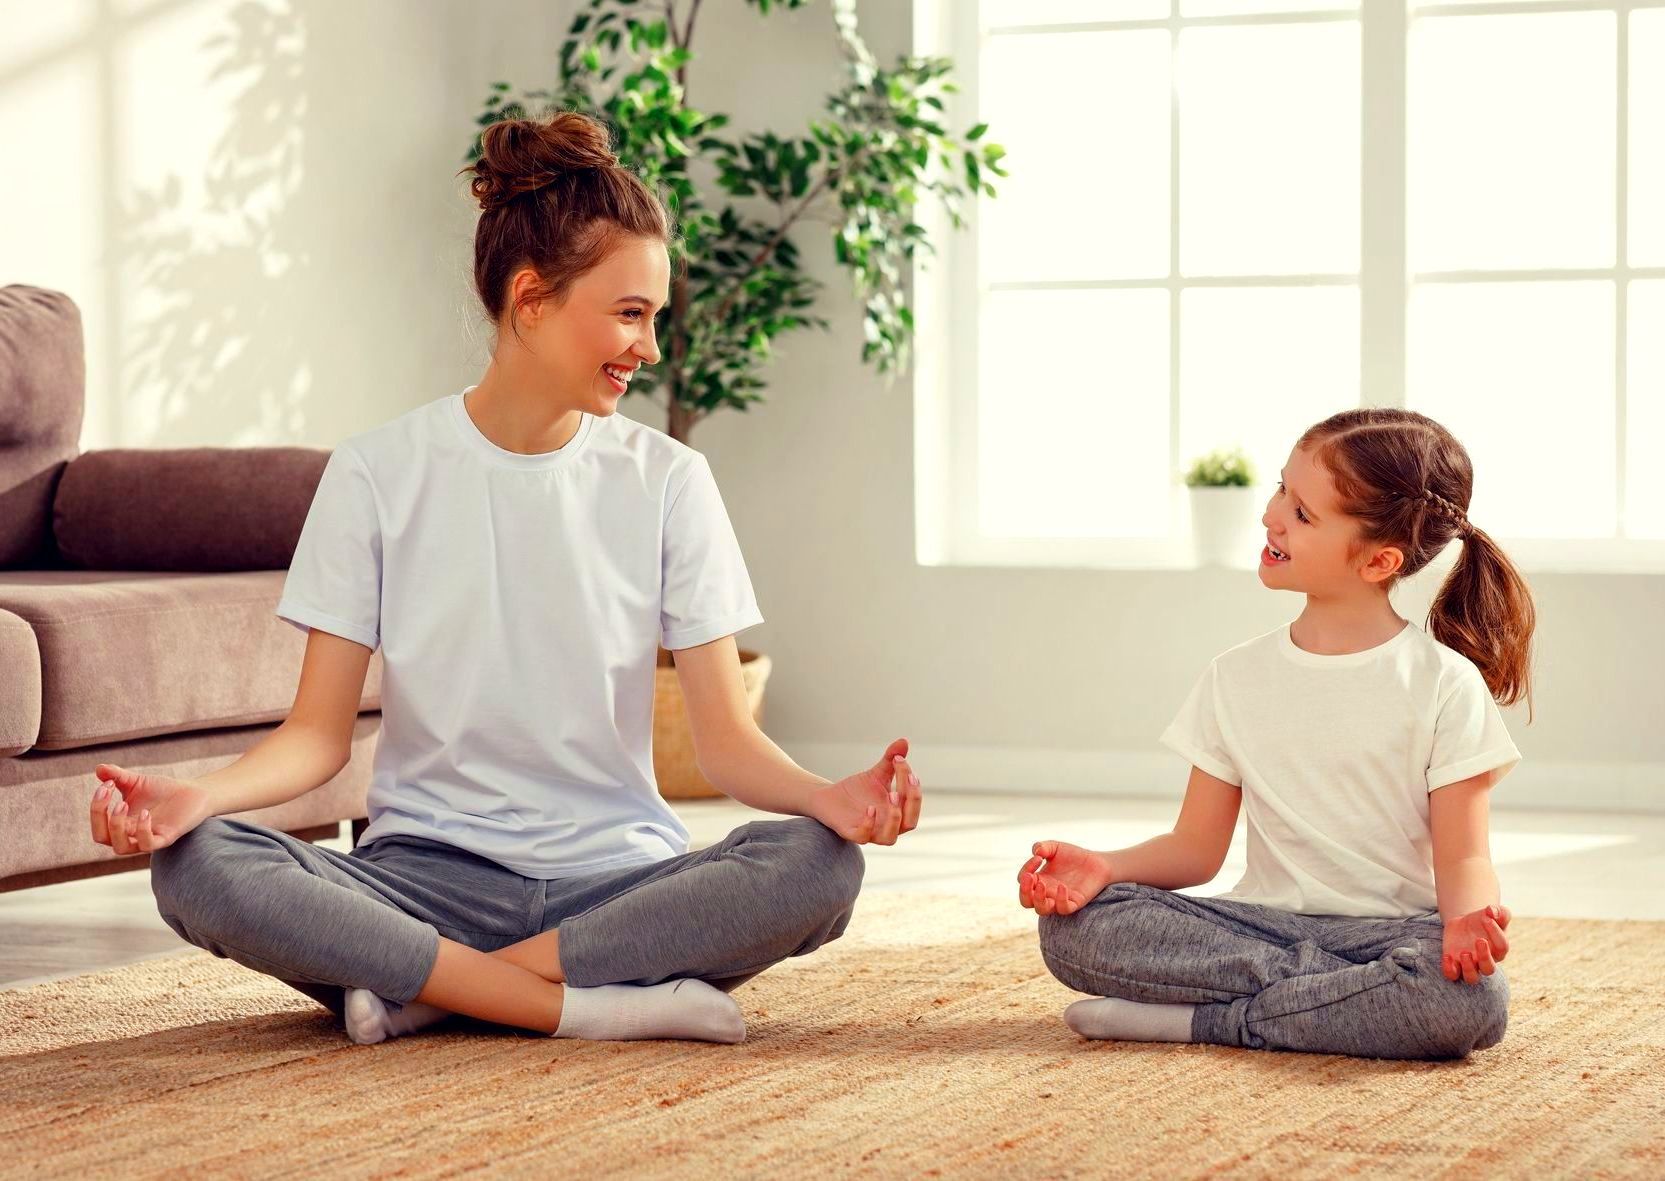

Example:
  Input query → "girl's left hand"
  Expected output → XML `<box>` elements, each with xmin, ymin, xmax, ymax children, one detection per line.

<box><xmin>1442</xmin><ymin>903</ymin><xmax>1512</xmax><ymax>985</ymax></box>
<box><xmin>806</xmin><ymin>738</ymin><xmax>922</xmax><ymax>846</ymax></box>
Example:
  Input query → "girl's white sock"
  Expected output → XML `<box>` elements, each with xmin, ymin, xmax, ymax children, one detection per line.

<box><xmin>1064</xmin><ymin>996</ymin><xmax>1197</xmax><ymax>1043</ymax></box>
<box><xmin>554</xmin><ymin>978</ymin><xmax>746</xmax><ymax>1044</ymax></box>
<box><xmin>344</xmin><ymin>989</ymin><xmax>451</xmax><ymax>1045</ymax></box>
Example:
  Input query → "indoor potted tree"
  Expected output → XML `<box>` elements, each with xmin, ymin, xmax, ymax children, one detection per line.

<box><xmin>469</xmin><ymin>0</ymin><xmax>1003</xmax><ymax>797</ymax></box>
<box><xmin>1185</xmin><ymin>447</ymin><xmax>1260</xmax><ymax>568</ymax></box>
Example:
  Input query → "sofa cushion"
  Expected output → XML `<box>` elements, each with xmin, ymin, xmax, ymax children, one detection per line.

<box><xmin>0</xmin><ymin>286</ymin><xmax>84</xmax><ymax>568</ymax></box>
<box><xmin>54</xmin><ymin>447</ymin><xmax>330</xmax><ymax>572</ymax></box>
<box><xmin>0</xmin><ymin>608</ymin><xmax>41</xmax><ymax>756</ymax></box>
<box><xmin>0</xmin><ymin>570</ymin><xmax>381</xmax><ymax>751</ymax></box>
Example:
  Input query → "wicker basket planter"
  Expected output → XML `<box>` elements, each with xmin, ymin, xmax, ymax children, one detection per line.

<box><xmin>653</xmin><ymin>647</ymin><xmax>772</xmax><ymax>799</ymax></box>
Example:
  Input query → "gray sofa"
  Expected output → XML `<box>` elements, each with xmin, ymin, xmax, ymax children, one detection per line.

<box><xmin>1</xmin><ymin>284</ymin><xmax>382</xmax><ymax>891</ymax></box>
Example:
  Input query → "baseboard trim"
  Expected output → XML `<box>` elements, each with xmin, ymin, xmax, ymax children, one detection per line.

<box><xmin>784</xmin><ymin>743</ymin><xmax>1665</xmax><ymax>815</ymax></box>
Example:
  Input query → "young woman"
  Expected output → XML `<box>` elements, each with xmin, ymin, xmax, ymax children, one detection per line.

<box><xmin>1019</xmin><ymin>408</ymin><xmax>1533</xmax><ymax>1060</ymax></box>
<box><xmin>88</xmin><ymin>111</ymin><xmax>923</xmax><ymax>1046</ymax></box>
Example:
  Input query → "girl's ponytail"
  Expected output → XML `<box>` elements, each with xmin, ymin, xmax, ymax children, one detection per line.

<box><xmin>1427</xmin><ymin>524</ymin><xmax>1536</xmax><ymax>714</ymax></box>
<box><xmin>1299</xmin><ymin>408</ymin><xmax>1537</xmax><ymax>717</ymax></box>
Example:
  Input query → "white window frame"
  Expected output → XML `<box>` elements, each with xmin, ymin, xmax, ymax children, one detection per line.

<box><xmin>913</xmin><ymin>0</ymin><xmax>1665</xmax><ymax>574</ymax></box>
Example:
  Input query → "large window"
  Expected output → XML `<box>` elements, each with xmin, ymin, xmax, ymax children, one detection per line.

<box><xmin>913</xmin><ymin>0</ymin><xmax>1665</xmax><ymax>571</ymax></box>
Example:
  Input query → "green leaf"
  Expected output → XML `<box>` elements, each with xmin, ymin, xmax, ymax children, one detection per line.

<box><xmin>474</xmin><ymin>0</ymin><xmax>999</xmax><ymax>430</ymax></box>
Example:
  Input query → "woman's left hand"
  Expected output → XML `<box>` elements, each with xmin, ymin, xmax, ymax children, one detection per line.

<box><xmin>807</xmin><ymin>738</ymin><xmax>922</xmax><ymax>845</ymax></box>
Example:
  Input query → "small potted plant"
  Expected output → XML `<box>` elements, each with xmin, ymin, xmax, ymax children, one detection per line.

<box><xmin>1184</xmin><ymin>447</ymin><xmax>1259</xmax><ymax>567</ymax></box>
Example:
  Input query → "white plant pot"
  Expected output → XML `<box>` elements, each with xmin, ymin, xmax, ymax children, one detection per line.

<box><xmin>1188</xmin><ymin>485</ymin><xmax>1260</xmax><ymax>567</ymax></box>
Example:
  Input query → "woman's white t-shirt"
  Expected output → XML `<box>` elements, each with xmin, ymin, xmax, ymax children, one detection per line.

<box><xmin>277</xmin><ymin>392</ymin><xmax>763</xmax><ymax>879</ymax></box>
<box><xmin>1160</xmin><ymin>622</ymin><xmax>1520</xmax><ymax>918</ymax></box>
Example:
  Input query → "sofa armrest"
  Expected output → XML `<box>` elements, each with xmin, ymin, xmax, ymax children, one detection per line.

<box><xmin>0</xmin><ymin>607</ymin><xmax>41</xmax><ymax>757</ymax></box>
<box><xmin>53</xmin><ymin>447</ymin><xmax>328</xmax><ymax>571</ymax></box>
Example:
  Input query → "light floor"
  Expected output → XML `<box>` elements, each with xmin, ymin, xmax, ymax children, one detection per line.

<box><xmin>4</xmin><ymin>790</ymin><xmax>1663</xmax><ymax>990</ymax></box>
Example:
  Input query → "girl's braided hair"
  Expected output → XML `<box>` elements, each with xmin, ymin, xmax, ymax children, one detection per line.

<box><xmin>1298</xmin><ymin>409</ymin><xmax>1535</xmax><ymax>712</ymax></box>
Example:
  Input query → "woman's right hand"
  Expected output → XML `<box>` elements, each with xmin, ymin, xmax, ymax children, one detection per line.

<box><xmin>89</xmin><ymin>764</ymin><xmax>212</xmax><ymax>855</ymax></box>
<box><xmin>1019</xmin><ymin>841</ymin><xmax>1115</xmax><ymax>917</ymax></box>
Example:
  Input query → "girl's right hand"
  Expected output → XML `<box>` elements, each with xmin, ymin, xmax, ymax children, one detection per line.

<box><xmin>1018</xmin><ymin>841</ymin><xmax>1115</xmax><ymax>916</ymax></box>
<box><xmin>89</xmin><ymin>764</ymin><xmax>213</xmax><ymax>856</ymax></box>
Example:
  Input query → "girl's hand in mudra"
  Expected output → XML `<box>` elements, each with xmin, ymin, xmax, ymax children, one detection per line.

<box><xmin>1442</xmin><ymin>903</ymin><xmax>1512</xmax><ymax>986</ymax></box>
<box><xmin>88</xmin><ymin>764</ymin><xmax>212</xmax><ymax>856</ymax></box>
<box><xmin>1019</xmin><ymin>841</ymin><xmax>1115</xmax><ymax>916</ymax></box>
<box><xmin>808</xmin><ymin>738</ymin><xmax>921</xmax><ymax>845</ymax></box>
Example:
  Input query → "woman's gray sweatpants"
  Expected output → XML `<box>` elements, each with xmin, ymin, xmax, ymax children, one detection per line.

<box><xmin>148</xmin><ymin>815</ymin><xmax>863</xmax><ymax>1018</ymax></box>
<box><xmin>1038</xmin><ymin>882</ymin><xmax>1509</xmax><ymax>1060</ymax></box>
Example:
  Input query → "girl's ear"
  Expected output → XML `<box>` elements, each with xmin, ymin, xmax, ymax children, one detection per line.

<box><xmin>1360</xmin><ymin>543</ymin><xmax>1404</xmax><ymax>585</ymax></box>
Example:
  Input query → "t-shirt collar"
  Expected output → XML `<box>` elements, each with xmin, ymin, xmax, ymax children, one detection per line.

<box><xmin>1278</xmin><ymin>619</ymin><xmax>1416</xmax><ymax>668</ymax></box>
<box><xmin>448</xmin><ymin>387</ymin><xmax>595</xmax><ymax>470</ymax></box>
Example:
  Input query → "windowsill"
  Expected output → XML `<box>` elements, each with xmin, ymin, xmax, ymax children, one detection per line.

<box><xmin>921</xmin><ymin>538</ymin><xmax>1665</xmax><ymax>576</ymax></box>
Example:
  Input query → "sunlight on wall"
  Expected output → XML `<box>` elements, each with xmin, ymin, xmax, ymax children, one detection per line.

<box><xmin>0</xmin><ymin>4</ymin><xmax>103</xmax><ymax>438</ymax></box>
<box><xmin>117</xmin><ymin>0</ymin><xmax>309</xmax><ymax>446</ymax></box>
<box><xmin>0</xmin><ymin>0</ymin><xmax>308</xmax><ymax>447</ymax></box>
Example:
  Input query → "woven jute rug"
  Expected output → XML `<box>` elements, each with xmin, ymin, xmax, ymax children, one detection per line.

<box><xmin>2</xmin><ymin>893</ymin><xmax>1662</xmax><ymax>1180</ymax></box>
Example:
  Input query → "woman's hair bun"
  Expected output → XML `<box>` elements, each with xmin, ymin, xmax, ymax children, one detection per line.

<box><xmin>469</xmin><ymin>111</ymin><xmax>619</xmax><ymax>212</ymax></box>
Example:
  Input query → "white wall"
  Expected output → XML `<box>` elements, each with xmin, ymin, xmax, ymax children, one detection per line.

<box><xmin>1</xmin><ymin>0</ymin><xmax>571</xmax><ymax>448</ymax></box>
<box><xmin>6</xmin><ymin>0</ymin><xmax>1658</xmax><ymax>810</ymax></box>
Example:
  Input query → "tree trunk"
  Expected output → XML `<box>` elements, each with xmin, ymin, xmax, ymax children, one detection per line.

<box><xmin>667</xmin><ymin>400</ymin><xmax>695</xmax><ymax>444</ymax></box>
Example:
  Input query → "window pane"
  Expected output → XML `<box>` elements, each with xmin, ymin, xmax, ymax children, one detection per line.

<box><xmin>1179</xmin><ymin>22</ymin><xmax>1359</xmax><ymax>276</ymax></box>
<box><xmin>1179</xmin><ymin>287</ymin><xmax>1360</xmax><ymax>490</ymax></box>
<box><xmin>1409</xmin><ymin>12</ymin><xmax>1615</xmax><ymax>272</ymax></box>
<box><xmin>978</xmin><ymin>290</ymin><xmax>1170</xmax><ymax>537</ymax></box>
<box><xmin>1409</xmin><ymin>0</ymin><xmax>1569</xmax><ymax>7</ymax></box>
<box><xmin>980</xmin><ymin>31</ymin><xmax>1170</xmax><ymax>282</ymax></box>
<box><xmin>1631</xmin><ymin>11</ymin><xmax>1665</xmax><ymax>267</ymax></box>
<box><xmin>1627</xmin><ymin>282</ymin><xmax>1665</xmax><ymax>539</ymax></box>
<box><xmin>1408</xmin><ymin>282</ymin><xmax>1615</xmax><ymax>539</ymax></box>
<box><xmin>1184</xmin><ymin>1</ymin><xmax>1355</xmax><ymax>15</ymax></box>
<box><xmin>983</xmin><ymin>0</ymin><xmax>1168</xmax><ymax>25</ymax></box>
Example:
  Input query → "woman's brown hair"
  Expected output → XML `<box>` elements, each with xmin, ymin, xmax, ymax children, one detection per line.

<box><xmin>462</xmin><ymin>111</ymin><xmax>670</xmax><ymax>332</ymax></box>
<box><xmin>1298</xmin><ymin>408</ymin><xmax>1536</xmax><ymax>712</ymax></box>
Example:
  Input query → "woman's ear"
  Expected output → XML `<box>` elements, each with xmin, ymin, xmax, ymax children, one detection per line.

<box><xmin>1360</xmin><ymin>543</ymin><xmax>1404</xmax><ymax>584</ymax></box>
<box><xmin>508</xmin><ymin>268</ymin><xmax>548</xmax><ymax>330</ymax></box>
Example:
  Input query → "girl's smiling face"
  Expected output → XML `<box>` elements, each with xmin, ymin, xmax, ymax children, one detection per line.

<box><xmin>1260</xmin><ymin>444</ymin><xmax>1403</xmax><ymax>594</ymax></box>
<box><xmin>518</xmin><ymin>234</ymin><xmax>669</xmax><ymax>417</ymax></box>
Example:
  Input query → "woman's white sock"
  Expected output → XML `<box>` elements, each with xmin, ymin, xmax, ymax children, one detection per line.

<box><xmin>1064</xmin><ymin>996</ymin><xmax>1197</xmax><ymax>1043</ymax></box>
<box><xmin>344</xmin><ymin>989</ymin><xmax>451</xmax><ymax>1045</ymax></box>
<box><xmin>554</xmin><ymin>978</ymin><xmax>746</xmax><ymax>1043</ymax></box>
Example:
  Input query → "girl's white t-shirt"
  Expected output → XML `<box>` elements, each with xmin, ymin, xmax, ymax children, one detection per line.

<box><xmin>1160</xmin><ymin>622</ymin><xmax>1520</xmax><ymax>918</ymax></box>
<box><xmin>277</xmin><ymin>392</ymin><xmax>763</xmax><ymax>879</ymax></box>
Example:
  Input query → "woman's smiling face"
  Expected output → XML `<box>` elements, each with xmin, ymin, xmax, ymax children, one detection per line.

<box><xmin>519</xmin><ymin>234</ymin><xmax>670</xmax><ymax>417</ymax></box>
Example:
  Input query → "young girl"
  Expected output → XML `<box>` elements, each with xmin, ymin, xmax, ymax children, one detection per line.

<box><xmin>1020</xmin><ymin>408</ymin><xmax>1534</xmax><ymax>1060</ymax></box>
<box><xmin>87</xmin><ymin>111</ymin><xmax>923</xmax><ymax>1046</ymax></box>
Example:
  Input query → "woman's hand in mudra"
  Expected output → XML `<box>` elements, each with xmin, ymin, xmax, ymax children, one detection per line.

<box><xmin>89</xmin><ymin>764</ymin><xmax>213</xmax><ymax>856</ymax></box>
<box><xmin>807</xmin><ymin>738</ymin><xmax>921</xmax><ymax>845</ymax></box>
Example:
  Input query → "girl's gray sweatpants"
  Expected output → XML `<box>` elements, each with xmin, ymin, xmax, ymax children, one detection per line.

<box><xmin>148</xmin><ymin>815</ymin><xmax>863</xmax><ymax>1017</ymax></box>
<box><xmin>1038</xmin><ymin>882</ymin><xmax>1509</xmax><ymax>1060</ymax></box>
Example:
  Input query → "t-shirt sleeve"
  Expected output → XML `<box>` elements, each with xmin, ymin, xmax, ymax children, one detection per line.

<box><xmin>1158</xmin><ymin>661</ymin><xmax>1242</xmax><ymax>787</ymax></box>
<box><xmin>275</xmin><ymin>446</ymin><xmax>383</xmax><ymax>651</ymax></box>
<box><xmin>659</xmin><ymin>453</ymin><xmax>763</xmax><ymax>650</ymax></box>
<box><xmin>1427</xmin><ymin>664</ymin><xmax>1521</xmax><ymax>791</ymax></box>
